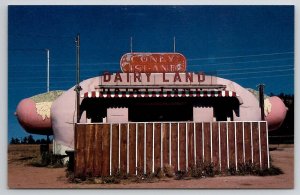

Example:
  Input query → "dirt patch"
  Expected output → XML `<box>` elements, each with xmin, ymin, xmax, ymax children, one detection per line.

<box><xmin>7</xmin><ymin>144</ymin><xmax>294</xmax><ymax>189</ymax></box>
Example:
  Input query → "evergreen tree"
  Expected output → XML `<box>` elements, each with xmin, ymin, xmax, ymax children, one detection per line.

<box><xmin>27</xmin><ymin>135</ymin><xmax>35</xmax><ymax>144</ymax></box>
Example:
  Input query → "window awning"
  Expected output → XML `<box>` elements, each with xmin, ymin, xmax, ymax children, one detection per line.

<box><xmin>82</xmin><ymin>90</ymin><xmax>239</xmax><ymax>99</ymax></box>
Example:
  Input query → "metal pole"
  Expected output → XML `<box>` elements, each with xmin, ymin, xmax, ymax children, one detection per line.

<box><xmin>75</xmin><ymin>34</ymin><xmax>82</xmax><ymax>123</ymax></box>
<box><xmin>173</xmin><ymin>36</ymin><xmax>176</xmax><ymax>53</ymax></box>
<box><xmin>46</xmin><ymin>49</ymin><xmax>50</xmax><ymax>92</ymax></box>
<box><xmin>130</xmin><ymin>37</ymin><xmax>133</xmax><ymax>53</ymax></box>
<box><xmin>258</xmin><ymin>84</ymin><xmax>265</xmax><ymax>120</ymax></box>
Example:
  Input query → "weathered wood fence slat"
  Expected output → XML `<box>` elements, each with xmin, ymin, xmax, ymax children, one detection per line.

<box><xmin>75</xmin><ymin>121</ymin><xmax>269</xmax><ymax>177</ymax></box>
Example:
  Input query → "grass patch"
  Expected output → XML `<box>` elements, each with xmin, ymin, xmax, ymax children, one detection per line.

<box><xmin>29</xmin><ymin>152</ymin><xmax>65</xmax><ymax>168</ymax></box>
<box><xmin>190</xmin><ymin>161</ymin><xmax>216</xmax><ymax>178</ymax></box>
<box><xmin>67</xmin><ymin>161</ymin><xmax>283</xmax><ymax>184</ymax></box>
<box><xmin>226</xmin><ymin>161</ymin><xmax>283</xmax><ymax>176</ymax></box>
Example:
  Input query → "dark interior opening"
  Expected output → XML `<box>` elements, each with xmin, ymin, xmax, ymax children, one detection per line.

<box><xmin>129</xmin><ymin>104</ymin><xmax>193</xmax><ymax>122</ymax></box>
<box><xmin>80</xmin><ymin>96</ymin><xmax>240</xmax><ymax>122</ymax></box>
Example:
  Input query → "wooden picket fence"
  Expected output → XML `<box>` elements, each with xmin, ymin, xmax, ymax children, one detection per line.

<box><xmin>74</xmin><ymin>121</ymin><xmax>269</xmax><ymax>177</ymax></box>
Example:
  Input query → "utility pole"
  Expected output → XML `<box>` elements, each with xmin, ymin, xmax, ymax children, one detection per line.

<box><xmin>46</xmin><ymin>49</ymin><xmax>50</xmax><ymax>92</ymax></box>
<box><xmin>258</xmin><ymin>84</ymin><xmax>265</xmax><ymax>120</ymax></box>
<box><xmin>75</xmin><ymin>34</ymin><xmax>82</xmax><ymax>123</ymax></box>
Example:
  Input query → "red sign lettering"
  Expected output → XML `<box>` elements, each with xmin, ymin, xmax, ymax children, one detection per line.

<box><xmin>120</xmin><ymin>53</ymin><xmax>186</xmax><ymax>73</ymax></box>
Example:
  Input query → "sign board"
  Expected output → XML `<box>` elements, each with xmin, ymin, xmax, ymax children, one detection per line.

<box><xmin>120</xmin><ymin>53</ymin><xmax>186</xmax><ymax>73</ymax></box>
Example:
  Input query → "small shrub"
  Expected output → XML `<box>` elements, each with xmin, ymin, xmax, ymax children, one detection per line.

<box><xmin>175</xmin><ymin>170</ymin><xmax>187</xmax><ymax>180</ymax></box>
<box><xmin>237</xmin><ymin>161</ymin><xmax>255</xmax><ymax>175</ymax></box>
<box><xmin>190</xmin><ymin>164</ymin><xmax>202</xmax><ymax>178</ymax></box>
<box><xmin>163</xmin><ymin>164</ymin><xmax>175</xmax><ymax>178</ymax></box>
<box><xmin>101</xmin><ymin>176</ymin><xmax>121</xmax><ymax>184</ymax></box>
<box><xmin>257</xmin><ymin>166</ymin><xmax>283</xmax><ymax>176</ymax></box>
<box><xmin>29</xmin><ymin>152</ymin><xmax>65</xmax><ymax>168</ymax></box>
<box><xmin>112</xmin><ymin>168</ymin><xmax>130</xmax><ymax>179</ymax></box>
<box><xmin>226</xmin><ymin>166</ymin><xmax>237</xmax><ymax>176</ymax></box>
<box><xmin>202</xmin><ymin>162</ymin><xmax>215</xmax><ymax>177</ymax></box>
<box><xmin>154</xmin><ymin>167</ymin><xmax>164</xmax><ymax>179</ymax></box>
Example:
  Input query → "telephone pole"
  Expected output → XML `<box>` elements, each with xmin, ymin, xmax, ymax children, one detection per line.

<box><xmin>75</xmin><ymin>34</ymin><xmax>82</xmax><ymax>123</ymax></box>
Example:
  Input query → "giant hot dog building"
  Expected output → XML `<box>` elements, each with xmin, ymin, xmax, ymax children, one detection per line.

<box><xmin>16</xmin><ymin>52</ymin><xmax>287</xmax><ymax>176</ymax></box>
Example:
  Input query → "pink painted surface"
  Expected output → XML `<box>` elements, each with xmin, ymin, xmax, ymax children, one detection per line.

<box><xmin>15</xmin><ymin>98</ymin><xmax>53</xmax><ymax>135</ymax></box>
<box><xmin>265</xmin><ymin>96</ymin><xmax>287</xmax><ymax>131</ymax></box>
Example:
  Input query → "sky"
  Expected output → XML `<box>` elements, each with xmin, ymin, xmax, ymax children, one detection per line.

<box><xmin>8</xmin><ymin>5</ymin><xmax>294</xmax><ymax>140</ymax></box>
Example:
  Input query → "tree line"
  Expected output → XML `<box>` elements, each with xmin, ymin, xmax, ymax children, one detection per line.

<box><xmin>9</xmin><ymin>135</ymin><xmax>52</xmax><ymax>144</ymax></box>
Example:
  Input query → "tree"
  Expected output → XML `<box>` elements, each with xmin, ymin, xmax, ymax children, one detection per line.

<box><xmin>10</xmin><ymin>138</ymin><xmax>16</xmax><ymax>144</ymax></box>
<box><xmin>15</xmin><ymin>138</ymin><xmax>20</xmax><ymax>144</ymax></box>
<box><xmin>22</xmin><ymin>136</ymin><xmax>28</xmax><ymax>144</ymax></box>
<box><xmin>27</xmin><ymin>135</ymin><xmax>35</xmax><ymax>144</ymax></box>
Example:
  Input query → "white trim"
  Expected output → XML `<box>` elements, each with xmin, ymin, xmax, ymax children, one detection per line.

<box><xmin>194</xmin><ymin>123</ymin><xmax>196</xmax><ymax>166</ymax></box>
<box><xmin>210</xmin><ymin>122</ymin><xmax>213</xmax><ymax>163</ymax></box>
<box><xmin>177</xmin><ymin>122</ymin><xmax>180</xmax><ymax>170</ymax></box>
<box><xmin>221</xmin><ymin>91</ymin><xmax>225</xmax><ymax>97</ymax></box>
<box><xmin>88</xmin><ymin>92</ymin><xmax>92</xmax><ymax>98</ymax></box>
<box><xmin>95</xmin><ymin>91</ymin><xmax>100</xmax><ymax>98</ymax></box>
<box><xmin>78</xmin><ymin>120</ymin><xmax>265</xmax><ymax>125</ymax></box>
<box><xmin>152</xmin><ymin>123</ymin><xmax>155</xmax><ymax>173</ymax></box>
<box><xmin>186</xmin><ymin>123</ymin><xmax>188</xmax><ymax>171</ymax></box>
<box><xmin>266</xmin><ymin>122</ymin><xmax>270</xmax><ymax>168</ymax></box>
<box><xmin>250</xmin><ymin>122</ymin><xmax>254</xmax><ymax>164</ymax></box>
<box><xmin>226</xmin><ymin>122</ymin><xmax>229</xmax><ymax>169</ymax></box>
<box><xmin>135</xmin><ymin>123</ymin><xmax>138</xmax><ymax>175</ymax></box>
<box><xmin>169</xmin><ymin>123</ymin><xmax>172</xmax><ymax>166</ymax></box>
<box><xmin>258</xmin><ymin>122</ymin><xmax>262</xmax><ymax>169</ymax></box>
<box><xmin>202</xmin><ymin>122</ymin><xmax>204</xmax><ymax>163</ymax></box>
<box><xmin>218</xmin><ymin>122</ymin><xmax>221</xmax><ymax>171</ymax></box>
<box><xmin>229</xmin><ymin>91</ymin><xmax>233</xmax><ymax>97</ymax></box>
<box><xmin>118</xmin><ymin>124</ymin><xmax>121</xmax><ymax>170</ymax></box>
<box><xmin>127</xmin><ymin>124</ymin><xmax>129</xmax><ymax>174</ymax></box>
<box><xmin>110</xmin><ymin>124</ymin><xmax>112</xmax><ymax>175</ymax></box>
<box><xmin>214</xmin><ymin>91</ymin><xmax>218</xmax><ymax>97</ymax></box>
<box><xmin>144</xmin><ymin>123</ymin><xmax>146</xmax><ymax>174</ymax></box>
<box><xmin>161</xmin><ymin>124</ymin><xmax>163</xmax><ymax>168</ymax></box>
<box><xmin>242</xmin><ymin>122</ymin><xmax>245</xmax><ymax>163</ymax></box>
<box><xmin>234</xmin><ymin>122</ymin><xmax>237</xmax><ymax>171</ymax></box>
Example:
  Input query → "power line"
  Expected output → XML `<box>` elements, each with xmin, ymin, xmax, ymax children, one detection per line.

<box><xmin>10</xmin><ymin>33</ymin><xmax>74</xmax><ymax>38</ymax></box>
<box><xmin>9</xmin><ymin>81</ymin><xmax>75</xmax><ymax>84</ymax></box>
<box><xmin>219</xmin><ymin>68</ymin><xmax>293</xmax><ymax>76</ymax></box>
<box><xmin>9</xmin><ymin>49</ymin><xmax>45</xmax><ymax>51</ymax></box>
<box><xmin>231</xmin><ymin>73</ymin><xmax>294</xmax><ymax>80</ymax></box>
<box><xmin>217</xmin><ymin>64</ymin><xmax>294</xmax><ymax>72</ymax></box>
<box><xmin>188</xmin><ymin>51</ymin><xmax>294</xmax><ymax>61</ymax></box>
<box><xmin>189</xmin><ymin>57</ymin><xmax>293</xmax><ymax>67</ymax></box>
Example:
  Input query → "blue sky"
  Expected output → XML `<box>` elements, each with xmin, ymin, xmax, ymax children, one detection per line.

<box><xmin>8</xmin><ymin>5</ymin><xmax>294</xmax><ymax>140</ymax></box>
